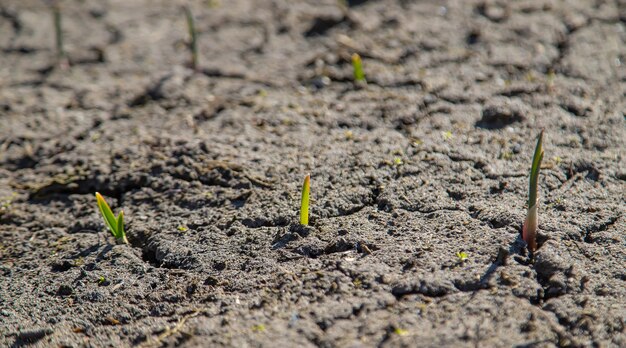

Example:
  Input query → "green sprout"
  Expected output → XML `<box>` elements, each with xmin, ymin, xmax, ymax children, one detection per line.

<box><xmin>456</xmin><ymin>251</ymin><xmax>468</xmax><ymax>262</ymax></box>
<box><xmin>523</xmin><ymin>131</ymin><xmax>544</xmax><ymax>252</ymax></box>
<box><xmin>98</xmin><ymin>276</ymin><xmax>106</xmax><ymax>284</ymax></box>
<box><xmin>51</xmin><ymin>1</ymin><xmax>69</xmax><ymax>69</ymax></box>
<box><xmin>300</xmin><ymin>174</ymin><xmax>310</xmax><ymax>226</ymax></box>
<box><xmin>183</xmin><ymin>4</ymin><xmax>198</xmax><ymax>70</ymax></box>
<box><xmin>394</xmin><ymin>328</ymin><xmax>409</xmax><ymax>336</ymax></box>
<box><xmin>252</xmin><ymin>324</ymin><xmax>266</xmax><ymax>332</ymax></box>
<box><xmin>95</xmin><ymin>192</ymin><xmax>128</xmax><ymax>244</ymax></box>
<box><xmin>351</xmin><ymin>53</ymin><xmax>366</xmax><ymax>84</ymax></box>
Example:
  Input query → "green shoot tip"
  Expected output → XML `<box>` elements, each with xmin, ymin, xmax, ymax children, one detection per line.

<box><xmin>95</xmin><ymin>192</ymin><xmax>128</xmax><ymax>244</ymax></box>
<box><xmin>300</xmin><ymin>174</ymin><xmax>310</xmax><ymax>226</ymax></box>
<box><xmin>523</xmin><ymin>131</ymin><xmax>544</xmax><ymax>252</ymax></box>
<box><xmin>352</xmin><ymin>53</ymin><xmax>366</xmax><ymax>83</ymax></box>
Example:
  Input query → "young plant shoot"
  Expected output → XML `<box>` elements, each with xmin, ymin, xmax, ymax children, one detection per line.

<box><xmin>522</xmin><ymin>131</ymin><xmax>544</xmax><ymax>252</ymax></box>
<box><xmin>183</xmin><ymin>4</ymin><xmax>198</xmax><ymax>70</ymax></box>
<box><xmin>352</xmin><ymin>53</ymin><xmax>366</xmax><ymax>84</ymax></box>
<box><xmin>300</xmin><ymin>174</ymin><xmax>310</xmax><ymax>226</ymax></box>
<box><xmin>51</xmin><ymin>1</ymin><xmax>69</xmax><ymax>69</ymax></box>
<box><xmin>95</xmin><ymin>192</ymin><xmax>128</xmax><ymax>244</ymax></box>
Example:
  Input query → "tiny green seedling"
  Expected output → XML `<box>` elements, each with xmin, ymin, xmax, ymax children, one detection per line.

<box><xmin>394</xmin><ymin>328</ymin><xmax>409</xmax><ymax>336</ymax></box>
<box><xmin>351</xmin><ymin>53</ymin><xmax>366</xmax><ymax>84</ymax></box>
<box><xmin>522</xmin><ymin>131</ymin><xmax>544</xmax><ymax>252</ymax></box>
<box><xmin>95</xmin><ymin>192</ymin><xmax>128</xmax><ymax>244</ymax></box>
<box><xmin>51</xmin><ymin>1</ymin><xmax>69</xmax><ymax>69</ymax></box>
<box><xmin>252</xmin><ymin>324</ymin><xmax>266</xmax><ymax>332</ymax></box>
<box><xmin>183</xmin><ymin>4</ymin><xmax>198</xmax><ymax>70</ymax></box>
<box><xmin>300</xmin><ymin>174</ymin><xmax>310</xmax><ymax>226</ymax></box>
<box><xmin>456</xmin><ymin>251</ymin><xmax>468</xmax><ymax>262</ymax></box>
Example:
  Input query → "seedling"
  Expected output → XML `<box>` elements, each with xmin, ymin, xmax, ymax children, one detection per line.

<box><xmin>51</xmin><ymin>1</ymin><xmax>69</xmax><ymax>69</ymax></box>
<box><xmin>351</xmin><ymin>53</ymin><xmax>366</xmax><ymax>84</ymax></box>
<box><xmin>95</xmin><ymin>192</ymin><xmax>128</xmax><ymax>244</ymax></box>
<box><xmin>394</xmin><ymin>328</ymin><xmax>409</xmax><ymax>336</ymax></box>
<box><xmin>456</xmin><ymin>251</ymin><xmax>468</xmax><ymax>262</ymax></box>
<box><xmin>522</xmin><ymin>131</ymin><xmax>544</xmax><ymax>252</ymax></box>
<box><xmin>252</xmin><ymin>324</ymin><xmax>266</xmax><ymax>332</ymax></box>
<box><xmin>300</xmin><ymin>174</ymin><xmax>310</xmax><ymax>226</ymax></box>
<box><xmin>183</xmin><ymin>4</ymin><xmax>198</xmax><ymax>70</ymax></box>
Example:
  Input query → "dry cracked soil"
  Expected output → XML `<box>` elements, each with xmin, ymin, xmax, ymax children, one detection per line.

<box><xmin>0</xmin><ymin>0</ymin><xmax>625</xmax><ymax>347</ymax></box>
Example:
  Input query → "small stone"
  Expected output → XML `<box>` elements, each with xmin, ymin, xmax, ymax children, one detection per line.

<box><xmin>311</xmin><ymin>76</ymin><xmax>331</xmax><ymax>89</ymax></box>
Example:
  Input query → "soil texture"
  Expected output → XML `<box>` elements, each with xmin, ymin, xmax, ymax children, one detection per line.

<box><xmin>1</xmin><ymin>0</ymin><xmax>625</xmax><ymax>347</ymax></box>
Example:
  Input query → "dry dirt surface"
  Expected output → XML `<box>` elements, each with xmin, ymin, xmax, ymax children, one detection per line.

<box><xmin>1</xmin><ymin>0</ymin><xmax>625</xmax><ymax>347</ymax></box>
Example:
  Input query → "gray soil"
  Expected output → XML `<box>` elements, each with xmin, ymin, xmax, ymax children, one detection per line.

<box><xmin>1</xmin><ymin>0</ymin><xmax>625</xmax><ymax>347</ymax></box>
